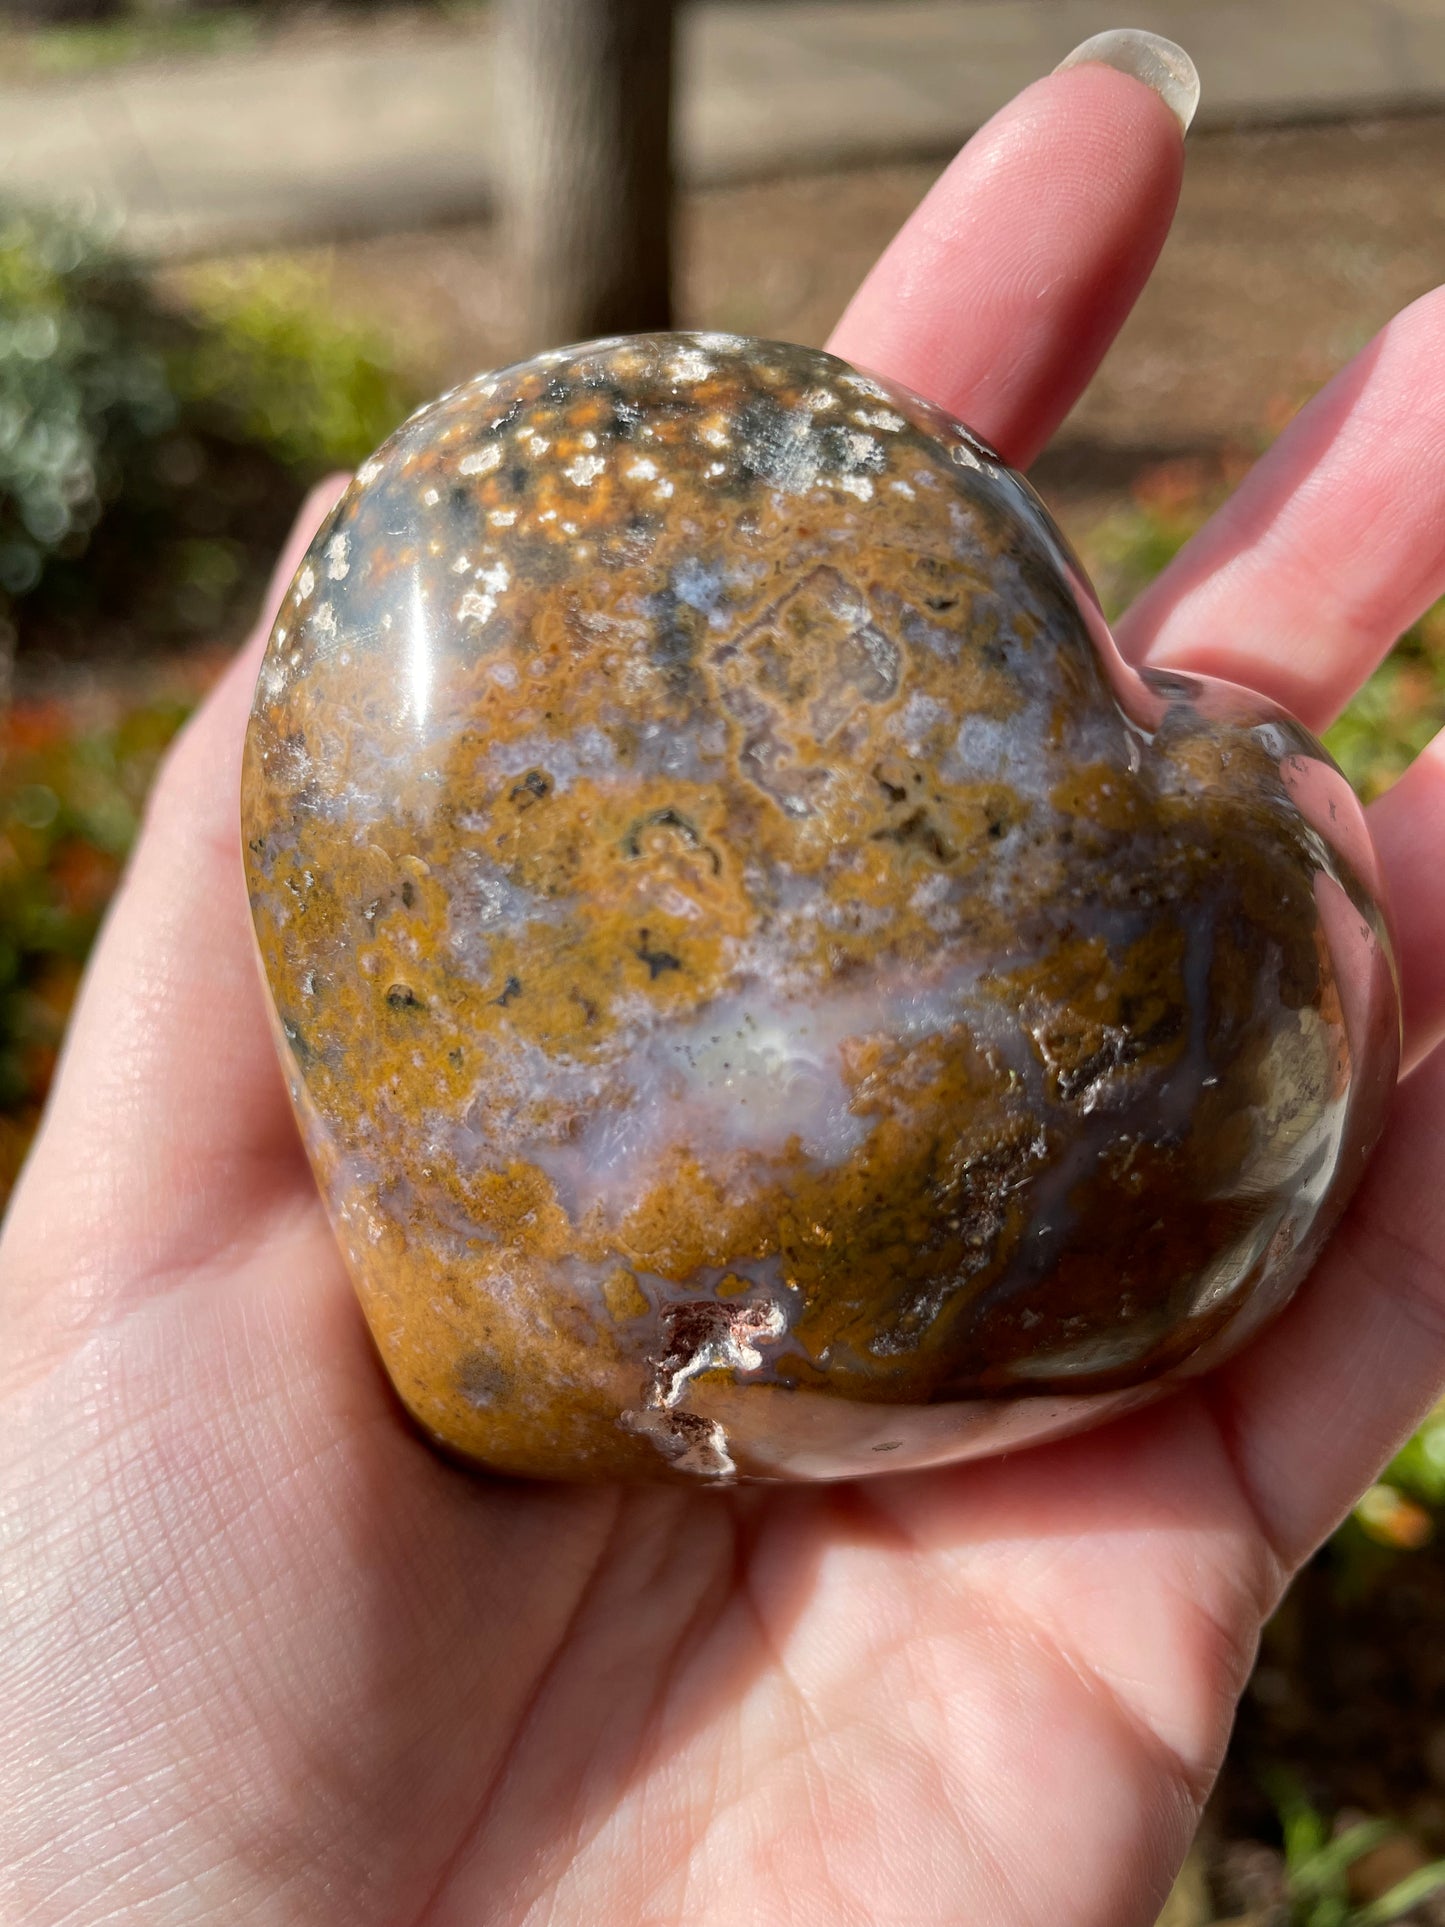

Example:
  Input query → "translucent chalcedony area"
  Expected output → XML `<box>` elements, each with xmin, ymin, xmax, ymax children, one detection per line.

<box><xmin>241</xmin><ymin>332</ymin><xmax>1400</xmax><ymax>1484</ymax></box>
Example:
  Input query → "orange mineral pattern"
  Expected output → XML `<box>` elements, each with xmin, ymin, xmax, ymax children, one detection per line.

<box><xmin>242</xmin><ymin>334</ymin><xmax>1399</xmax><ymax>1483</ymax></box>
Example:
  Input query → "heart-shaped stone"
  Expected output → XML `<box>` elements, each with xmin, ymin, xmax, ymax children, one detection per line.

<box><xmin>242</xmin><ymin>334</ymin><xmax>1399</xmax><ymax>1484</ymax></box>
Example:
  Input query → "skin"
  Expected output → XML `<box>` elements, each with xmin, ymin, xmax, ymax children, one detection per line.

<box><xmin>4</xmin><ymin>59</ymin><xmax>1445</xmax><ymax>1927</ymax></box>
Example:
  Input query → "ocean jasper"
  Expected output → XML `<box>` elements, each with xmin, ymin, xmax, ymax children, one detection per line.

<box><xmin>241</xmin><ymin>333</ymin><xmax>1399</xmax><ymax>1484</ymax></box>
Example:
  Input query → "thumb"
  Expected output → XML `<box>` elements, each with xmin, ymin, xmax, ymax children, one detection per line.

<box><xmin>2</xmin><ymin>477</ymin><xmax>348</xmax><ymax>1339</ymax></box>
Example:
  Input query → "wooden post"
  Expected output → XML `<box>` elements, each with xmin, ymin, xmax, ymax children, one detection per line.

<box><xmin>496</xmin><ymin>0</ymin><xmax>676</xmax><ymax>354</ymax></box>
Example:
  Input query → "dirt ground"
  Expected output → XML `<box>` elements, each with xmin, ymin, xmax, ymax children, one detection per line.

<box><xmin>208</xmin><ymin>111</ymin><xmax>1445</xmax><ymax>552</ymax></box>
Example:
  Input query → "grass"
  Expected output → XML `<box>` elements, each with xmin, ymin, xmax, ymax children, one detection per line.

<box><xmin>1271</xmin><ymin>1774</ymin><xmax>1445</xmax><ymax>1926</ymax></box>
<box><xmin>0</xmin><ymin>0</ymin><xmax>494</xmax><ymax>86</ymax></box>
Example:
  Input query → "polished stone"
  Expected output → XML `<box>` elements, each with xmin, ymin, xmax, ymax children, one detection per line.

<box><xmin>242</xmin><ymin>333</ymin><xmax>1400</xmax><ymax>1484</ymax></box>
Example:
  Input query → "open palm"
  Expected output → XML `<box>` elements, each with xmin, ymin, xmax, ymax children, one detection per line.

<box><xmin>7</xmin><ymin>58</ymin><xmax>1445</xmax><ymax>1927</ymax></box>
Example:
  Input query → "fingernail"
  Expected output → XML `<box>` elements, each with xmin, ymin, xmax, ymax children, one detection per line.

<box><xmin>1054</xmin><ymin>29</ymin><xmax>1200</xmax><ymax>136</ymax></box>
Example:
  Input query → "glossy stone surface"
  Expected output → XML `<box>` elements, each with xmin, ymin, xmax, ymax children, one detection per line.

<box><xmin>242</xmin><ymin>333</ymin><xmax>1400</xmax><ymax>1484</ymax></box>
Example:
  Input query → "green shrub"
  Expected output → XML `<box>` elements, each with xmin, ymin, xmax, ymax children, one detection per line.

<box><xmin>0</xmin><ymin>205</ymin><xmax>178</xmax><ymax>610</ymax></box>
<box><xmin>178</xmin><ymin>261</ymin><xmax>411</xmax><ymax>475</ymax></box>
<box><xmin>0</xmin><ymin>202</ymin><xmax>415</xmax><ymax>666</ymax></box>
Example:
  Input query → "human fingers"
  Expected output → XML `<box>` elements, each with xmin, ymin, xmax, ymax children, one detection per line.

<box><xmin>829</xmin><ymin>42</ymin><xmax>1191</xmax><ymax>468</ymax></box>
<box><xmin>1116</xmin><ymin>287</ymin><xmax>1445</xmax><ymax>734</ymax></box>
<box><xmin>2</xmin><ymin>479</ymin><xmax>347</xmax><ymax>1326</ymax></box>
<box><xmin>1197</xmin><ymin>1041</ymin><xmax>1445</xmax><ymax>1571</ymax></box>
<box><xmin>1103</xmin><ymin>287</ymin><xmax>1445</xmax><ymax>1070</ymax></box>
<box><xmin>1366</xmin><ymin>738</ymin><xmax>1445</xmax><ymax>1069</ymax></box>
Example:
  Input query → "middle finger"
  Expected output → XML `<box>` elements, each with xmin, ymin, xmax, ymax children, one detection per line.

<box><xmin>1115</xmin><ymin>286</ymin><xmax>1445</xmax><ymax>733</ymax></box>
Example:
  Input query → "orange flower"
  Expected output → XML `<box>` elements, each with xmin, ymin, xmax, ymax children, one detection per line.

<box><xmin>3</xmin><ymin>700</ymin><xmax>73</xmax><ymax>755</ymax></box>
<box><xmin>48</xmin><ymin>840</ymin><xmax>121</xmax><ymax>920</ymax></box>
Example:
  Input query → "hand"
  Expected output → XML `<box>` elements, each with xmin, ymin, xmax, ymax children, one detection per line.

<box><xmin>6</xmin><ymin>56</ymin><xmax>1445</xmax><ymax>1927</ymax></box>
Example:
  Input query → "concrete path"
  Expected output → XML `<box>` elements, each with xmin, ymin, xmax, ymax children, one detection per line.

<box><xmin>2</xmin><ymin>0</ymin><xmax>1444</xmax><ymax>259</ymax></box>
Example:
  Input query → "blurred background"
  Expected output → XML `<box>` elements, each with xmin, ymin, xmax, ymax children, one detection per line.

<box><xmin>2</xmin><ymin>2</ymin><xmax>1445</xmax><ymax>1918</ymax></box>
